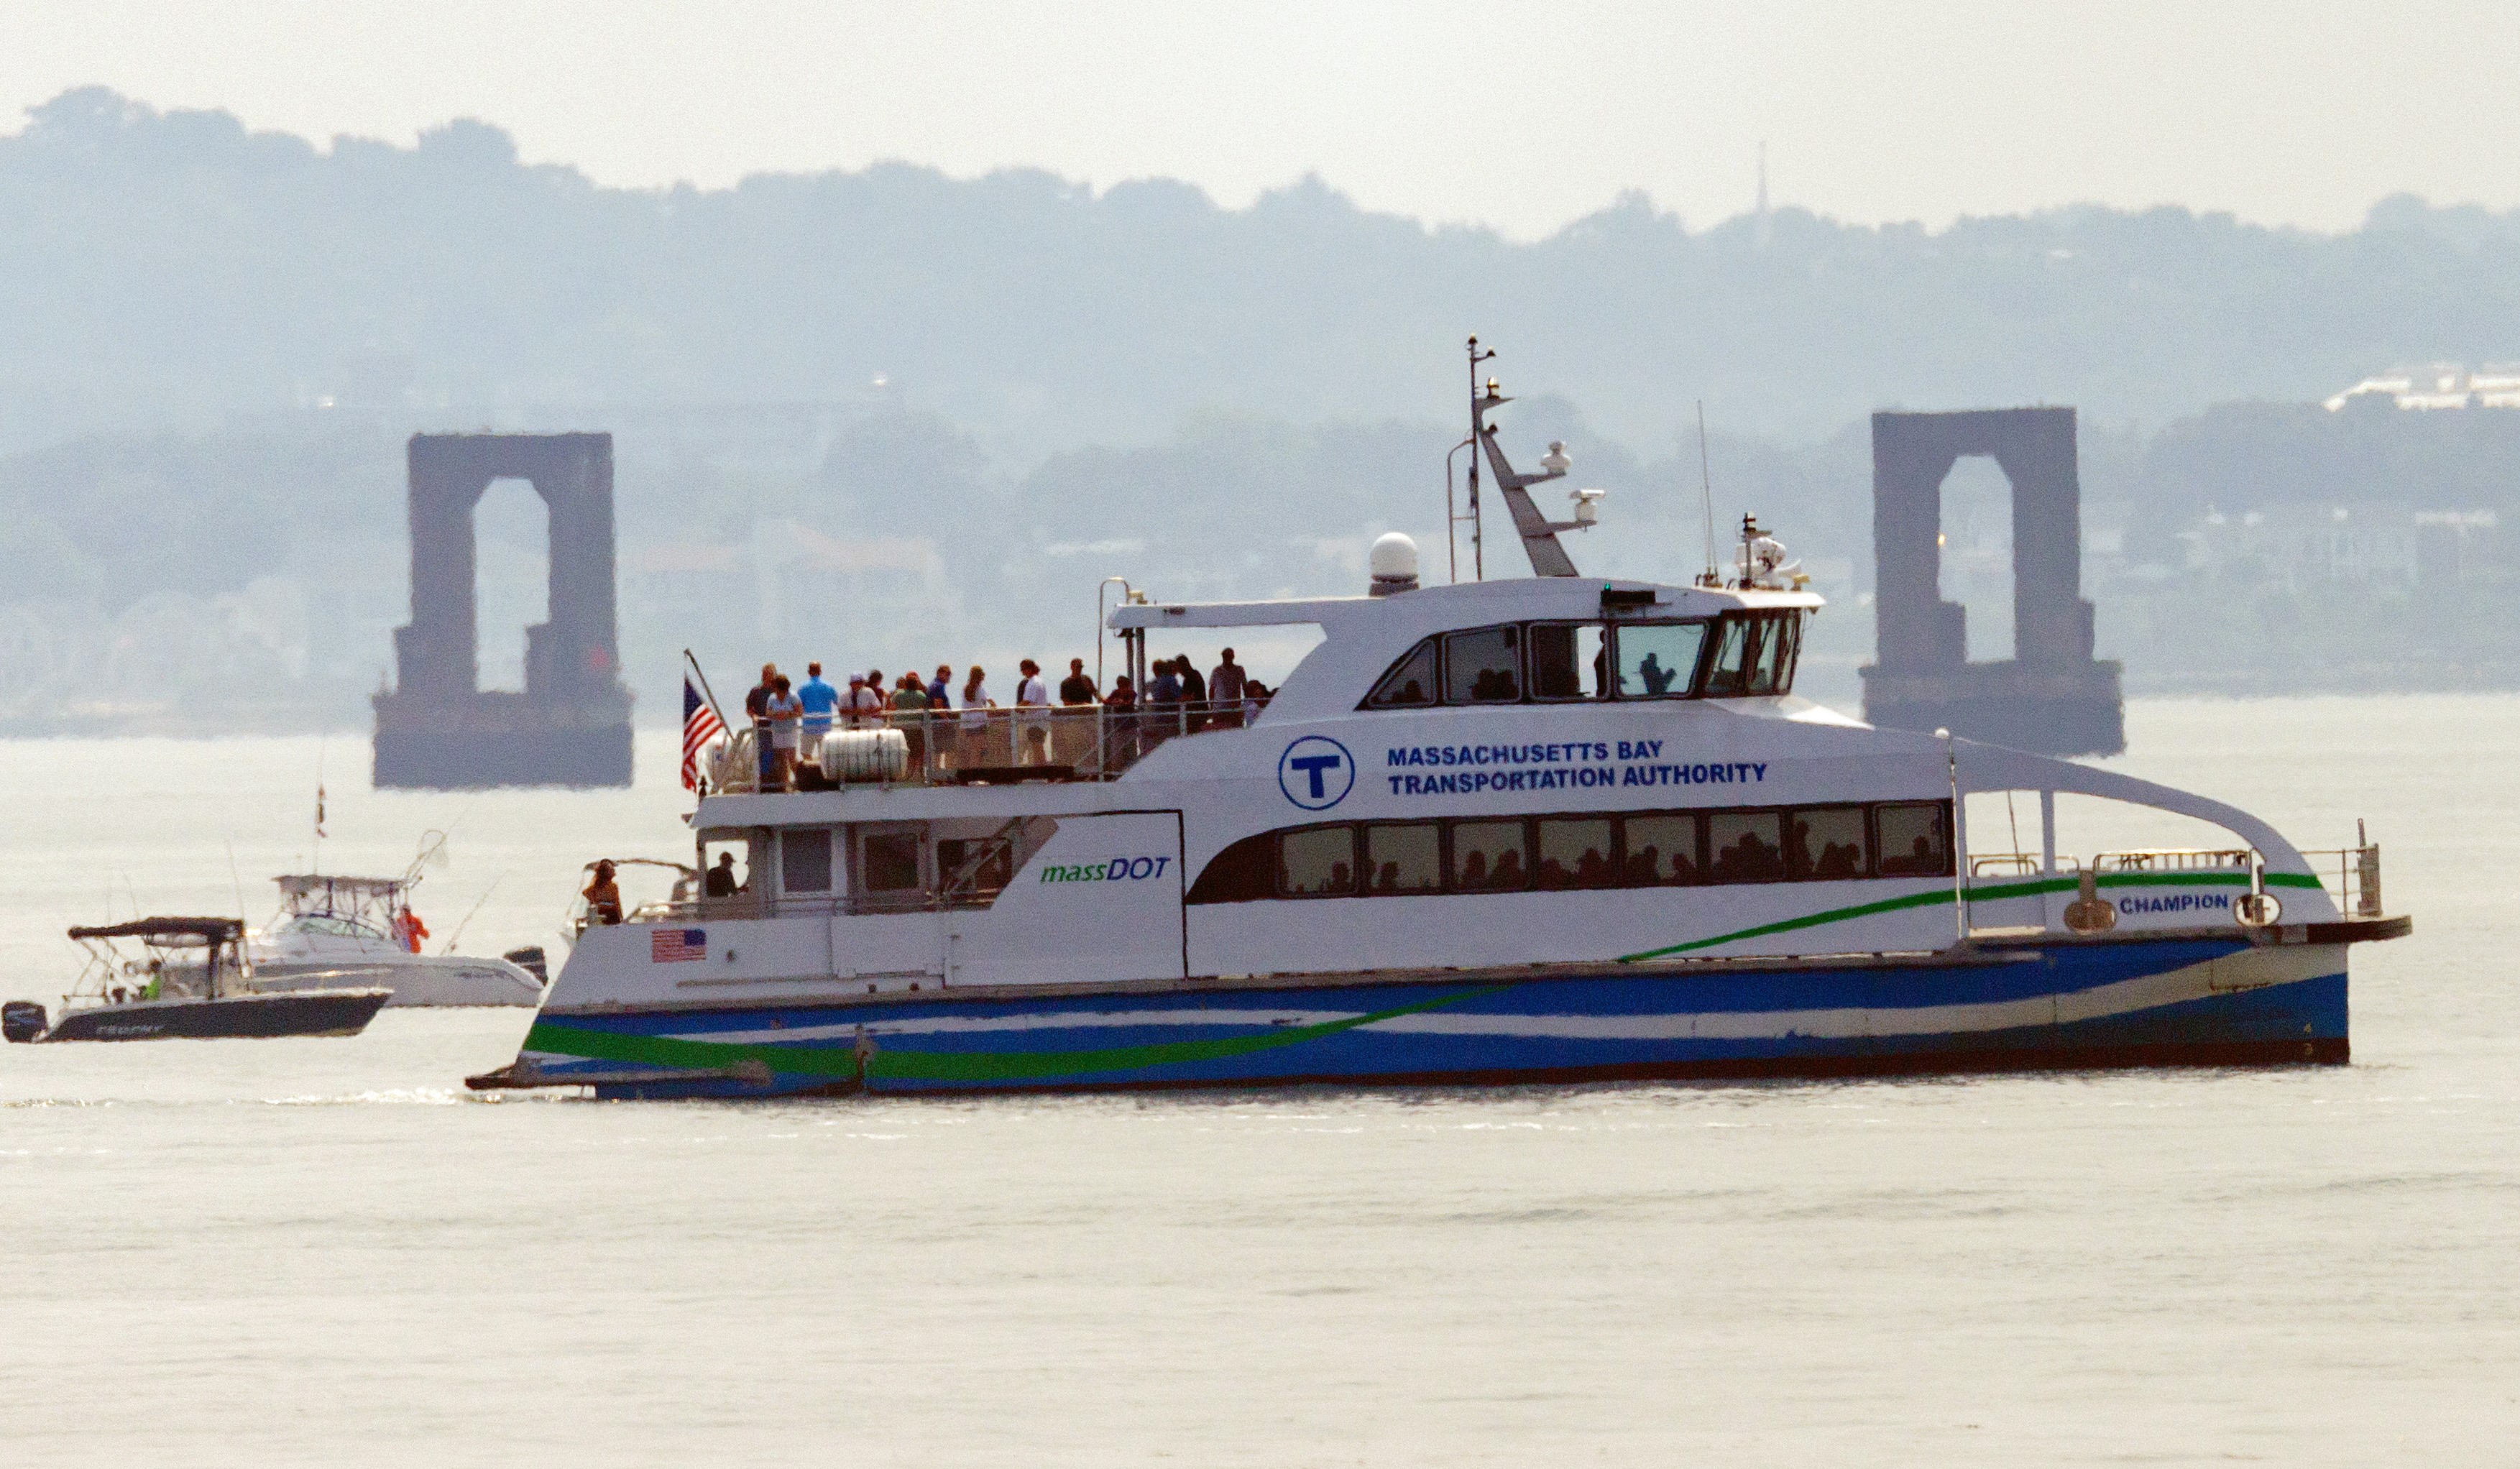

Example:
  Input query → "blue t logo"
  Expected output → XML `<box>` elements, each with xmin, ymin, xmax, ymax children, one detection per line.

<box><xmin>1277</xmin><ymin>736</ymin><xmax>1354</xmax><ymax>810</ymax></box>
<box><xmin>1289</xmin><ymin>754</ymin><xmax>1341</xmax><ymax>798</ymax></box>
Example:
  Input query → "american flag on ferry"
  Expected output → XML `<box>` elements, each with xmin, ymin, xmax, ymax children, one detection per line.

<box><xmin>651</xmin><ymin>927</ymin><xmax>707</xmax><ymax>963</ymax></box>
<box><xmin>682</xmin><ymin>675</ymin><xmax>726</xmax><ymax>791</ymax></box>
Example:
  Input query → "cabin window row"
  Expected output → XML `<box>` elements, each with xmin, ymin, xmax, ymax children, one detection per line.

<box><xmin>1185</xmin><ymin>801</ymin><xmax>1951</xmax><ymax>904</ymax></box>
<box><xmin>1364</xmin><ymin>609</ymin><xmax>1801</xmax><ymax>710</ymax></box>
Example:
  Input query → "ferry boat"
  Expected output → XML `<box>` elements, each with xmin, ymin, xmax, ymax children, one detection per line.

<box><xmin>468</xmin><ymin>351</ymin><xmax>2409</xmax><ymax>1100</ymax></box>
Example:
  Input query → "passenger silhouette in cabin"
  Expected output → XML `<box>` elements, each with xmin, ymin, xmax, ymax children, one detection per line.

<box><xmin>705</xmin><ymin>852</ymin><xmax>739</xmax><ymax>898</ymax></box>
<box><xmin>1637</xmin><ymin>652</ymin><xmax>1678</xmax><ymax>696</ymax></box>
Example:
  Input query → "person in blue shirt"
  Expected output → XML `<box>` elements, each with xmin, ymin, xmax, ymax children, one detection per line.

<box><xmin>927</xmin><ymin>663</ymin><xmax>953</xmax><ymax>711</ymax></box>
<box><xmin>796</xmin><ymin>662</ymin><xmax>841</xmax><ymax>758</ymax></box>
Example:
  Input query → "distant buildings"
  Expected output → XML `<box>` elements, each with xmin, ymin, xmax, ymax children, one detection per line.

<box><xmin>2325</xmin><ymin>364</ymin><xmax>2520</xmax><ymax>413</ymax></box>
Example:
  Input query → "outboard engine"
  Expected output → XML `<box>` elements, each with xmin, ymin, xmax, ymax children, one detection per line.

<box><xmin>503</xmin><ymin>947</ymin><xmax>549</xmax><ymax>985</ymax></box>
<box><xmin>4</xmin><ymin>1001</ymin><xmax>49</xmax><ymax>1044</ymax></box>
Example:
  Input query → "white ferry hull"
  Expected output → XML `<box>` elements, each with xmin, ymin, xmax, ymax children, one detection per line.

<box><xmin>481</xmin><ymin>929</ymin><xmax>2374</xmax><ymax>1100</ymax></box>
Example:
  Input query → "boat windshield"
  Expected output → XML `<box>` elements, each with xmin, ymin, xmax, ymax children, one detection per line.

<box><xmin>274</xmin><ymin>913</ymin><xmax>387</xmax><ymax>941</ymax></box>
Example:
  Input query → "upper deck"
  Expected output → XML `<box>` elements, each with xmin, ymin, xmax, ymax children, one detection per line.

<box><xmin>701</xmin><ymin>574</ymin><xmax>1830</xmax><ymax>802</ymax></box>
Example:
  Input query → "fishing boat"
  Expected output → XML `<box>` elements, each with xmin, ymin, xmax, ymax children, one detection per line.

<box><xmin>4</xmin><ymin>917</ymin><xmax>390</xmax><ymax>1044</ymax></box>
<box><xmin>242</xmin><ymin>873</ymin><xmax>545</xmax><ymax>1008</ymax></box>
<box><xmin>467</xmin><ymin>348</ymin><xmax>2409</xmax><ymax>1099</ymax></box>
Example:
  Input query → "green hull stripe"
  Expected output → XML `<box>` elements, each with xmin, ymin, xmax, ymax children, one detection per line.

<box><xmin>1617</xmin><ymin>869</ymin><xmax>2322</xmax><ymax>964</ymax></box>
<box><xmin>525</xmin><ymin>870</ymin><xmax>2327</xmax><ymax>1082</ymax></box>
<box><xmin>525</xmin><ymin>983</ymin><xmax>1504</xmax><ymax>1086</ymax></box>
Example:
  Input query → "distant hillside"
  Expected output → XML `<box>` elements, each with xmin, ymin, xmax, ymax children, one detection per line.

<box><xmin>6</xmin><ymin>87</ymin><xmax>2520</xmax><ymax>460</ymax></box>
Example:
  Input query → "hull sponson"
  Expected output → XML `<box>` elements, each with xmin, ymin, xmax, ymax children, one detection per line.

<box><xmin>514</xmin><ymin>938</ymin><xmax>2347</xmax><ymax>1099</ymax></box>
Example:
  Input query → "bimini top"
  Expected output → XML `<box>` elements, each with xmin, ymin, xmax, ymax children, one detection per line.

<box><xmin>276</xmin><ymin>874</ymin><xmax>409</xmax><ymax>898</ymax></box>
<box><xmin>68</xmin><ymin>916</ymin><xmax>246</xmax><ymax>944</ymax></box>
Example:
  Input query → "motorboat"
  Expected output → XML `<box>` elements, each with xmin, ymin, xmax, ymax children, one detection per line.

<box><xmin>4</xmin><ymin>917</ymin><xmax>389</xmax><ymax>1043</ymax></box>
<box><xmin>468</xmin><ymin>345</ymin><xmax>2410</xmax><ymax>1099</ymax></box>
<box><xmin>243</xmin><ymin>873</ymin><xmax>546</xmax><ymax>1008</ymax></box>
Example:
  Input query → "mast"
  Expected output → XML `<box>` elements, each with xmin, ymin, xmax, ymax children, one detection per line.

<box><xmin>1466</xmin><ymin>336</ymin><xmax>1494</xmax><ymax>581</ymax></box>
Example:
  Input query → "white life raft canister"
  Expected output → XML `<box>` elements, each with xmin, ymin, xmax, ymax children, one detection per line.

<box><xmin>818</xmin><ymin>728</ymin><xmax>911</xmax><ymax>783</ymax></box>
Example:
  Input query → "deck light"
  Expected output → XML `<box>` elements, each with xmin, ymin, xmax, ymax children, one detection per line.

<box><xmin>1540</xmin><ymin>441</ymin><xmax>1572</xmax><ymax>474</ymax></box>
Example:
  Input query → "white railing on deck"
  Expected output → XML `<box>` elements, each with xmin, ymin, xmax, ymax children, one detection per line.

<box><xmin>703</xmin><ymin>701</ymin><xmax>1256</xmax><ymax>795</ymax></box>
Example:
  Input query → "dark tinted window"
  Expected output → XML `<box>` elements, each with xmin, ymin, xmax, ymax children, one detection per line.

<box><xmin>1279</xmin><ymin>826</ymin><xmax>1356</xmax><ymax>896</ymax></box>
<box><xmin>781</xmin><ymin>828</ymin><xmax>833</xmax><ymax>893</ymax></box>
<box><xmin>860</xmin><ymin>832</ymin><xmax>923</xmax><ymax>892</ymax></box>
<box><xmin>1450</xmin><ymin>820</ymin><xmax>1529</xmax><ymax>891</ymax></box>
<box><xmin>1368</xmin><ymin>638</ymin><xmax>1439</xmax><ymax>708</ymax></box>
<box><xmin>1701</xmin><ymin>617</ymin><xmax>1757</xmax><ymax>697</ymax></box>
<box><xmin>1748</xmin><ymin>614</ymin><xmax>1800</xmax><ymax>696</ymax></box>
<box><xmin>1445</xmin><ymin>626</ymin><xmax>1522</xmax><ymax>703</ymax></box>
<box><xmin>937</xmin><ymin>837</ymin><xmax>1014</xmax><ymax>895</ymax></box>
<box><xmin>1536</xmin><ymin>819</ymin><xmax>1617</xmax><ymax>889</ymax></box>
<box><xmin>1788</xmin><ymin>806</ymin><xmax>1869</xmax><ymax>880</ymax></box>
<box><xmin>1621</xmin><ymin>814</ymin><xmax>1701</xmax><ymax>885</ymax></box>
<box><xmin>1708</xmin><ymin>811</ymin><xmax>1785</xmax><ymax>883</ymax></box>
<box><xmin>1365</xmin><ymin>824</ymin><xmax>1442</xmax><ymax>894</ymax></box>
<box><xmin>1612</xmin><ymin>622</ymin><xmax>1707</xmax><ymax>699</ymax></box>
<box><xmin>1528</xmin><ymin>623</ymin><xmax>1609</xmax><ymax>700</ymax></box>
<box><xmin>1876</xmin><ymin>803</ymin><xmax>1951</xmax><ymax>877</ymax></box>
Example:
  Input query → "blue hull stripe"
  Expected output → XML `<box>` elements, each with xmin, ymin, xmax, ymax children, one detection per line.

<box><xmin>518</xmin><ymin>938</ymin><xmax>2348</xmax><ymax>1097</ymax></box>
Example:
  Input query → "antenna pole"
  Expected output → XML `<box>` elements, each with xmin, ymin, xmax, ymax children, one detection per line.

<box><xmin>1466</xmin><ymin>337</ymin><xmax>1486</xmax><ymax>581</ymax></box>
<box><xmin>1696</xmin><ymin>400</ymin><xmax>1716</xmax><ymax>584</ymax></box>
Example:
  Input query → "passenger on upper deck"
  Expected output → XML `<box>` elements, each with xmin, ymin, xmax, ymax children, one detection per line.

<box><xmin>745</xmin><ymin>663</ymin><xmax>779</xmax><ymax>786</ymax></box>
<box><xmin>704</xmin><ymin>851</ymin><xmax>739</xmax><ymax>898</ymax></box>
<box><xmin>1209</xmin><ymin>649</ymin><xmax>1246</xmax><ymax>728</ymax></box>
<box><xmin>765</xmin><ymin>675</ymin><xmax>803</xmax><ymax>789</ymax></box>
<box><xmin>929</xmin><ymin>665</ymin><xmax>953</xmax><ymax>710</ymax></box>
<box><xmin>1060</xmin><ymin>658</ymin><xmax>1096</xmax><ymax>705</ymax></box>
<box><xmin>843</xmin><ymin>673</ymin><xmax>881</xmax><ymax>728</ymax></box>
<box><xmin>798</xmin><ymin>663</ymin><xmax>840</xmax><ymax>754</ymax></box>
<box><xmin>1178</xmin><ymin>658</ymin><xmax>1208</xmax><ymax>733</ymax></box>
<box><xmin>584</xmin><ymin>860</ymin><xmax>623</xmax><ymax>926</ymax></box>
<box><xmin>890</xmin><ymin>672</ymin><xmax>931</xmax><ymax>770</ymax></box>
<box><xmin>1015</xmin><ymin>660</ymin><xmax>1052</xmax><ymax>765</ymax></box>
<box><xmin>959</xmin><ymin>666</ymin><xmax>995</xmax><ymax>767</ymax></box>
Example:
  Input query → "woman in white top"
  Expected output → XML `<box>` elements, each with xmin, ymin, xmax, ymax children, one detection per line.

<box><xmin>959</xmin><ymin>665</ymin><xmax>996</xmax><ymax>766</ymax></box>
<box><xmin>1013</xmin><ymin>658</ymin><xmax>1052</xmax><ymax>765</ymax></box>
<box><xmin>766</xmin><ymin>676</ymin><xmax>804</xmax><ymax>790</ymax></box>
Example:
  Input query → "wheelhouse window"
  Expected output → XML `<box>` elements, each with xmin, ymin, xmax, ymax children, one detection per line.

<box><xmin>1611</xmin><ymin>621</ymin><xmax>1708</xmax><ymax>699</ymax></box>
<box><xmin>1703</xmin><ymin>612</ymin><xmax>1801</xmax><ymax>698</ymax></box>
<box><xmin>1445</xmin><ymin>625</ymin><xmax>1522</xmax><ymax>703</ymax></box>
<box><xmin>1279</xmin><ymin>826</ymin><xmax>1356</xmax><ymax>896</ymax></box>
<box><xmin>1364</xmin><ymin>824</ymin><xmax>1442</xmax><ymax>894</ymax></box>
<box><xmin>1748</xmin><ymin>613</ymin><xmax>1800</xmax><ymax>696</ymax></box>
<box><xmin>1363</xmin><ymin>612</ymin><xmax>1798</xmax><ymax>710</ymax></box>
<box><xmin>1367</xmin><ymin>637</ymin><xmax>1439</xmax><ymax>708</ymax></box>
<box><xmin>1527</xmin><ymin>622</ymin><xmax>1609</xmax><ymax>701</ymax></box>
<box><xmin>1450</xmin><ymin>819</ymin><xmax>1529</xmax><ymax>891</ymax></box>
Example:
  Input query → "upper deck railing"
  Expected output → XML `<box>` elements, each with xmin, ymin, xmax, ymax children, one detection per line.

<box><xmin>704</xmin><ymin>701</ymin><xmax>1254</xmax><ymax>795</ymax></box>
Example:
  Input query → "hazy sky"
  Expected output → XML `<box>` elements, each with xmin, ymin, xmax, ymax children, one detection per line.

<box><xmin>6</xmin><ymin>1</ymin><xmax>2516</xmax><ymax>238</ymax></box>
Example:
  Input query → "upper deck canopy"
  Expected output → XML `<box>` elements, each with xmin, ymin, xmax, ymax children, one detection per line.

<box><xmin>1105</xmin><ymin>579</ymin><xmax>1821</xmax><ymax>632</ymax></box>
<box><xmin>68</xmin><ymin>916</ymin><xmax>246</xmax><ymax>943</ymax></box>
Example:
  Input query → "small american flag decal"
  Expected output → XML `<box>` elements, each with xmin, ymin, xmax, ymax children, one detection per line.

<box><xmin>651</xmin><ymin>928</ymin><xmax>708</xmax><ymax>963</ymax></box>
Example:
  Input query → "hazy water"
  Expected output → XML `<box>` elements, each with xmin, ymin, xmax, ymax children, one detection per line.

<box><xmin>2</xmin><ymin>704</ymin><xmax>2515</xmax><ymax>1466</ymax></box>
